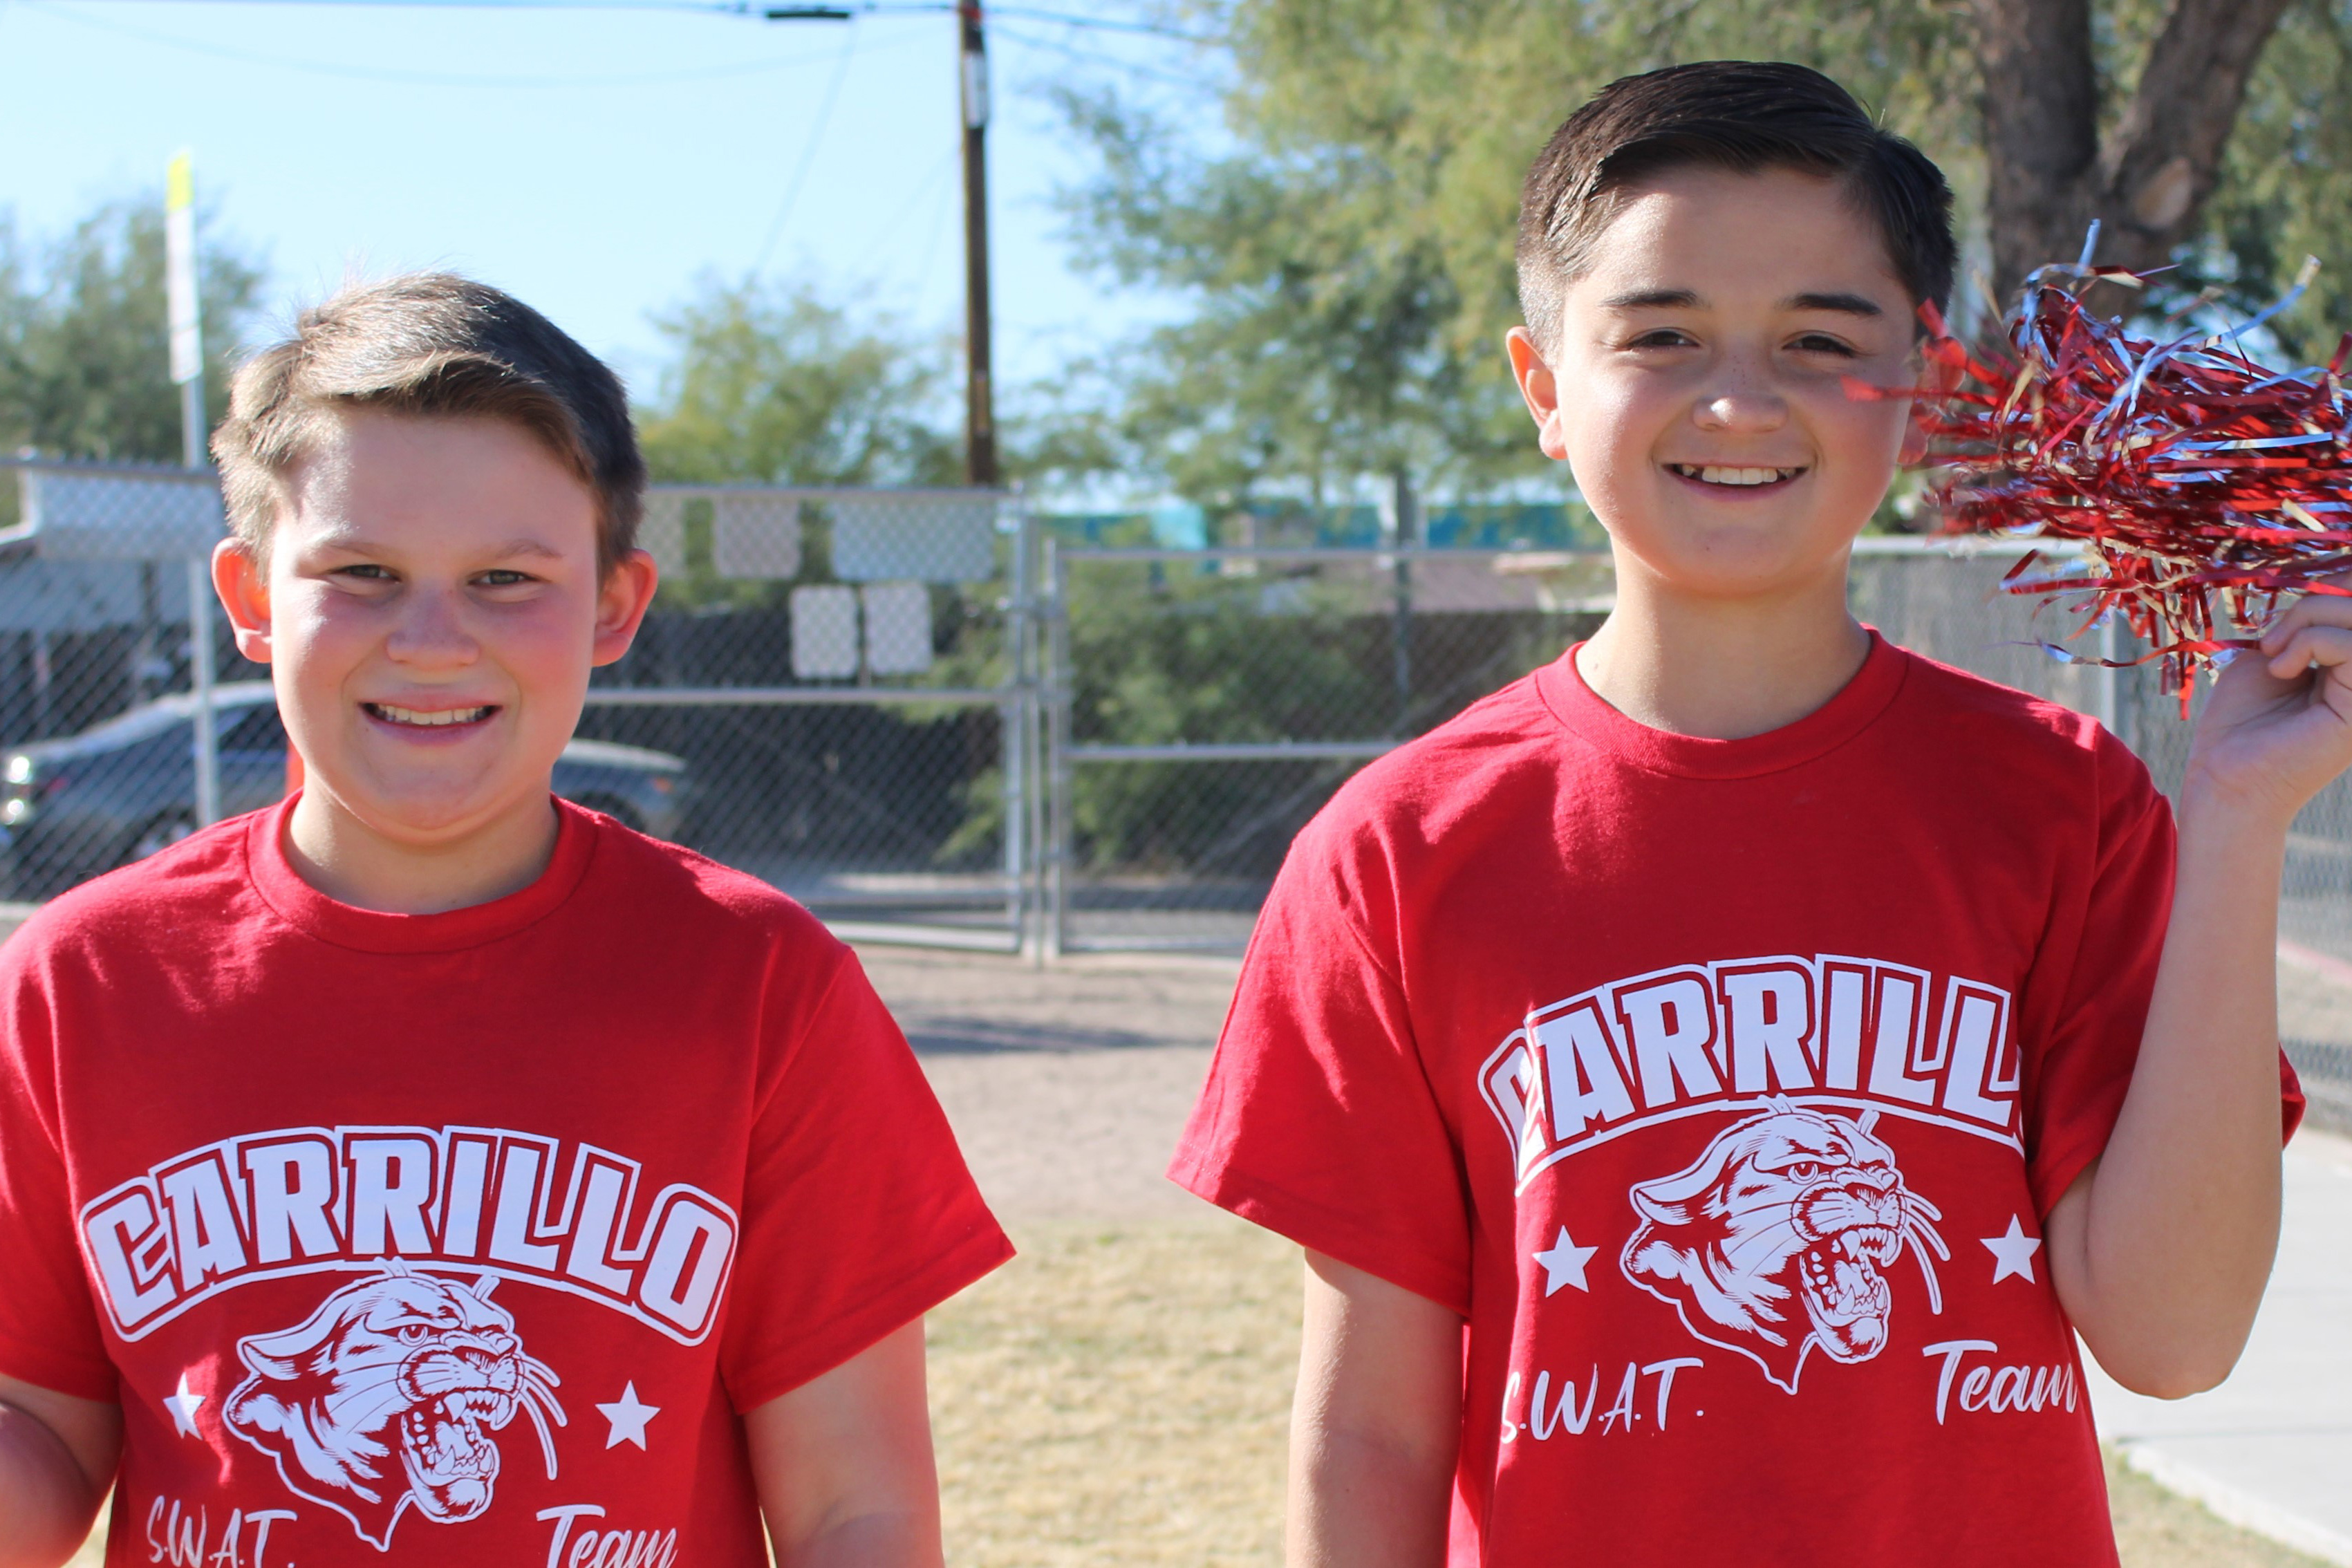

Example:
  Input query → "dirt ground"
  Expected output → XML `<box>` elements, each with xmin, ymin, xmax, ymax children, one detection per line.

<box><xmin>859</xmin><ymin>945</ymin><xmax>1233</xmax><ymax>1222</ymax></box>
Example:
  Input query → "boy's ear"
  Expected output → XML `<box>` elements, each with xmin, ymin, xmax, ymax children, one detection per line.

<box><xmin>591</xmin><ymin>548</ymin><xmax>661</xmax><ymax>669</ymax></box>
<box><xmin>213</xmin><ymin>538</ymin><xmax>274</xmax><ymax>664</ymax></box>
<box><xmin>1505</xmin><ymin>327</ymin><xmax>1571</xmax><ymax>463</ymax></box>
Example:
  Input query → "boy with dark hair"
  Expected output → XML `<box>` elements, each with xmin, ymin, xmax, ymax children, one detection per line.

<box><xmin>1172</xmin><ymin>62</ymin><xmax>2317</xmax><ymax>1566</ymax></box>
<box><xmin>0</xmin><ymin>273</ymin><xmax>1009</xmax><ymax>1567</ymax></box>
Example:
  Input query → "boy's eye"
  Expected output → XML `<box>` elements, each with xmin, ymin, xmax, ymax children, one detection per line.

<box><xmin>335</xmin><ymin>563</ymin><xmax>395</xmax><ymax>584</ymax></box>
<box><xmin>1789</xmin><ymin>333</ymin><xmax>1858</xmax><ymax>357</ymax></box>
<box><xmin>1627</xmin><ymin>328</ymin><xmax>1696</xmax><ymax>350</ymax></box>
<box><xmin>476</xmin><ymin>570</ymin><xmax>535</xmax><ymax>588</ymax></box>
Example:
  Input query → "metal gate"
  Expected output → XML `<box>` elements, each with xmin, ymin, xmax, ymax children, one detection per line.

<box><xmin>1032</xmin><ymin>536</ymin><xmax>2154</xmax><ymax>957</ymax></box>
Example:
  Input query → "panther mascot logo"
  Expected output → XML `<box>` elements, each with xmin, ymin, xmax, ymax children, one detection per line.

<box><xmin>1619</xmin><ymin>1103</ymin><xmax>1948</xmax><ymax>1393</ymax></box>
<box><xmin>224</xmin><ymin>1265</ymin><xmax>567</xmax><ymax>1550</ymax></box>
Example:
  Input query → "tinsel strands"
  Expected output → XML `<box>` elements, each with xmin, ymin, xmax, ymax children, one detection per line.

<box><xmin>1885</xmin><ymin>240</ymin><xmax>2352</xmax><ymax>713</ymax></box>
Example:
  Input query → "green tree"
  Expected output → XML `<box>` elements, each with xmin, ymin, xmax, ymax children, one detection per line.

<box><xmin>1063</xmin><ymin>1</ymin><xmax>2342</xmax><ymax>508</ymax></box>
<box><xmin>1057</xmin><ymin>85</ymin><xmax>1537</xmax><ymax>519</ymax></box>
<box><xmin>2181</xmin><ymin>1</ymin><xmax>2352</xmax><ymax>359</ymax></box>
<box><xmin>0</xmin><ymin>197</ymin><xmax>265</xmax><ymax>464</ymax></box>
<box><xmin>636</xmin><ymin>274</ymin><xmax>962</xmax><ymax>487</ymax></box>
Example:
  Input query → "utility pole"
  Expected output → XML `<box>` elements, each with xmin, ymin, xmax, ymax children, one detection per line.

<box><xmin>764</xmin><ymin>3</ymin><xmax>998</xmax><ymax>487</ymax></box>
<box><xmin>958</xmin><ymin>1</ymin><xmax>998</xmax><ymax>487</ymax></box>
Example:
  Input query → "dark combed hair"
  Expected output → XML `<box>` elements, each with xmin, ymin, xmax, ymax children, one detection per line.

<box><xmin>1515</xmin><ymin>61</ymin><xmax>1956</xmax><ymax>352</ymax></box>
<box><xmin>213</xmin><ymin>272</ymin><xmax>646</xmax><ymax>572</ymax></box>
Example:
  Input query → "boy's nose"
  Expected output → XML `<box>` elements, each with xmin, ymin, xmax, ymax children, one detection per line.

<box><xmin>385</xmin><ymin>588</ymin><xmax>482</xmax><ymax>667</ymax></box>
<box><xmin>1695</xmin><ymin>393</ymin><xmax>1789</xmax><ymax>433</ymax></box>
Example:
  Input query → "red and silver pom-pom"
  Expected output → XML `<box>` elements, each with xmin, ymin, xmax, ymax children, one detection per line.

<box><xmin>1878</xmin><ymin>225</ymin><xmax>2352</xmax><ymax>711</ymax></box>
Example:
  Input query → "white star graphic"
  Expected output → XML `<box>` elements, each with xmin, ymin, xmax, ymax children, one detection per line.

<box><xmin>1981</xmin><ymin>1215</ymin><xmax>2044</xmax><ymax>1285</ymax></box>
<box><xmin>1531</xmin><ymin>1227</ymin><xmax>1600</xmax><ymax>1296</ymax></box>
<box><xmin>596</xmin><ymin>1382</ymin><xmax>661</xmax><ymax>1450</ymax></box>
<box><xmin>162</xmin><ymin>1373</ymin><xmax>205</xmax><ymax>1439</ymax></box>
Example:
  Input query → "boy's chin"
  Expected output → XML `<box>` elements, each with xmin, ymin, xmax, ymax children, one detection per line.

<box><xmin>313</xmin><ymin>771</ymin><xmax>557</xmax><ymax>843</ymax></box>
<box><xmin>1618</xmin><ymin>527</ymin><xmax>1866</xmax><ymax>596</ymax></box>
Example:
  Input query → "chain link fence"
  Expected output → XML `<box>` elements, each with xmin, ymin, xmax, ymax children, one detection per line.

<box><xmin>1</xmin><ymin>455</ymin><xmax>2346</xmax><ymax>1119</ymax></box>
<box><xmin>0</xmin><ymin>460</ymin><xmax>248</xmax><ymax>897</ymax></box>
<box><xmin>584</xmin><ymin>485</ymin><xmax>1034</xmax><ymax>950</ymax></box>
<box><xmin>1034</xmin><ymin>535</ymin><xmax>2351</xmax><ymax>1126</ymax></box>
<box><xmin>1037</xmin><ymin>543</ymin><xmax>1609</xmax><ymax>952</ymax></box>
<box><xmin>0</xmin><ymin>462</ymin><xmax>1036</xmax><ymax>951</ymax></box>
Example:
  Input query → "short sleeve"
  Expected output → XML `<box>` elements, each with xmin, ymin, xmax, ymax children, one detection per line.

<box><xmin>0</xmin><ymin>935</ymin><xmax>118</xmax><ymax>1400</ymax></box>
<box><xmin>2019</xmin><ymin>732</ymin><xmax>2174</xmax><ymax>1213</ymax></box>
<box><xmin>1168</xmin><ymin>821</ymin><xmax>1473</xmax><ymax>1316</ymax></box>
<box><xmin>718</xmin><ymin>949</ymin><xmax>1010</xmax><ymax>1410</ymax></box>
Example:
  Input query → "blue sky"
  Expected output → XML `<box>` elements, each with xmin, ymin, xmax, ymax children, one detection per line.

<box><xmin>0</xmin><ymin>0</ymin><xmax>1211</xmax><ymax>400</ymax></box>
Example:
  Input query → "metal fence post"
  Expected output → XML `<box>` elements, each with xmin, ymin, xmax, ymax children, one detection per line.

<box><xmin>187</xmin><ymin>554</ymin><xmax>219</xmax><ymax>827</ymax></box>
<box><xmin>2094</xmin><ymin>607</ymin><xmax>2122</xmax><ymax>743</ymax></box>
<box><xmin>1001</xmin><ymin>494</ymin><xmax>1033</xmax><ymax>960</ymax></box>
<box><xmin>1043</xmin><ymin>536</ymin><xmax>1071</xmax><ymax>962</ymax></box>
<box><xmin>1019</xmin><ymin>501</ymin><xmax>1049</xmax><ymax>967</ymax></box>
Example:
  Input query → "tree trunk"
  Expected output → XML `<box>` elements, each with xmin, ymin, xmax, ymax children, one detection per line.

<box><xmin>1971</xmin><ymin>0</ymin><xmax>2294</xmax><ymax>300</ymax></box>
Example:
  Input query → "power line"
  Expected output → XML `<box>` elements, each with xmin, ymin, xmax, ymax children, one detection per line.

<box><xmin>19</xmin><ymin>0</ymin><xmax>906</xmax><ymax>86</ymax></box>
<box><xmin>59</xmin><ymin>0</ymin><xmax>1213</xmax><ymax>33</ymax></box>
<box><xmin>751</xmin><ymin>21</ymin><xmax>861</xmax><ymax>272</ymax></box>
<box><xmin>987</xmin><ymin>7</ymin><xmax>1208</xmax><ymax>43</ymax></box>
<box><xmin>770</xmin><ymin>3</ymin><xmax>1211</xmax><ymax>43</ymax></box>
<box><xmin>992</xmin><ymin>20</ymin><xmax>1212</xmax><ymax>88</ymax></box>
<box><xmin>64</xmin><ymin>0</ymin><xmax>740</xmax><ymax>10</ymax></box>
<box><xmin>850</xmin><ymin>141</ymin><xmax>961</xmax><ymax>274</ymax></box>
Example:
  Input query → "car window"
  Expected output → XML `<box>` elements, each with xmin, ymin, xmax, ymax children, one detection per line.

<box><xmin>218</xmin><ymin>703</ymin><xmax>286</xmax><ymax>753</ymax></box>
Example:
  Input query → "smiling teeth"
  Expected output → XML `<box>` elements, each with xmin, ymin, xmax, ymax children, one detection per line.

<box><xmin>372</xmin><ymin>704</ymin><xmax>492</xmax><ymax>727</ymax></box>
<box><xmin>1674</xmin><ymin>464</ymin><xmax>1800</xmax><ymax>485</ymax></box>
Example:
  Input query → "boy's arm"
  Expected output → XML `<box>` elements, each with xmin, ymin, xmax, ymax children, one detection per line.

<box><xmin>1288</xmin><ymin>1252</ymin><xmax>1462</xmax><ymax>1568</ymax></box>
<box><xmin>745</xmin><ymin>1320</ymin><xmax>944</xmax><ymax>1568</ymax></box>
<box><xmin>2048</xmin><ymin>590</ymin><xmax>2352</xmax><ymax>1397</ymax></box>
<box><xmin>0</xmin><ymin>1375</ymin><xmax>118</xmax><ymax>1568</ymax></box>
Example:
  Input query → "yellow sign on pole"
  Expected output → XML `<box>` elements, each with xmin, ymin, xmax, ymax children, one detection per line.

<box><xmin>165</xmin><ymin>150</ymin><xmax>200</xmax><ymax>388</ymax></box>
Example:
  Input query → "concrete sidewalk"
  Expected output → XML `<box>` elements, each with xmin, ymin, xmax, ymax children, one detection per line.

<box><xmin>2089</xmin><ymin>1127</ymin><xmax>2352</xmax><ymax>1565</ymax></box>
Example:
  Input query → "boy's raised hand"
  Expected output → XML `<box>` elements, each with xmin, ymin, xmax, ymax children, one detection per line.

<box><xmin>2050</xmin><ymin>582</ymin><xmax>2351</xmax><ymax>1397</ymax></box>
<box><xmin>2187</xmin><ymin>581</ymin><xmax>2352</xmax><ymax>824</ymax></box>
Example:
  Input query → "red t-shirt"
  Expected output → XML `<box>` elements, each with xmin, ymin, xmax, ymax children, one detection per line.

<box><xmin>0</xmin><ymin>796</ymin><xmax>1010</xmax><ymax>1566</ymax></box>
<box><xmin>1172</xmin><ymin>634</ymin><xmax>2304</xmax><ymax>1567</ymax></box>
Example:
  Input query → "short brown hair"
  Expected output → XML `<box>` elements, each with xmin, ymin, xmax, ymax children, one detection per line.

<box><xmin>213</xmin><ymin>272</ymin><xmax>645</xmax><ymax>572</ymax></box>
<box><xmin>1516</xmin><ymin>62</ymin><xmax>1955</xmax><ymax>353</ymax></box>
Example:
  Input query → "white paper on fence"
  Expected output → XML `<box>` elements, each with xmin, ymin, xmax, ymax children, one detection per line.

<box><xmin>790</xmin><ymin>584</ymin><xmax>860</xmax><ymax>680</ymax></box>
<box><xmin>861</xmin><ymin>581</ymin><xmax>933</xmax><ymax>675</ymax></box>
<box><xmin>713</xmin><ymin>494</ymin><xmax>803</xmax><ymax>580</ymax></box>
<box><xmin>637</xmin><ymin>492</ymin><xmax>689</xmax><ymax>577</ymax></box>
<box><xmin>829</xmin><ymin>493</ymin><xmax>997</xmax><ymax>583</ymax></box>
<box><xmin>14</xmin><ymin>470</ymin><xmax>225</xmax><ymax>561</ymax></box>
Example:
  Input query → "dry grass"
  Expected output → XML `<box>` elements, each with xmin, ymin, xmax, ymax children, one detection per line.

<box><xmin>2106</xmin><ymin>1450</ymin><xmax>2335</xmax><ymax>1568</ymax></box>
<box><xmin>64</xmin><ymin>1214</ymin><xmax>2326</xmax><ymax>1567</ymax></box>
<box><xmin>929</xmin><ymin>1217</ymin><xmax>1298</xmax><ymax>1567</ymax></box>
<box><xmin>928</xmin><ymin>1215</ymin><xmax>2330</xmax><ymax>1568</ymax></box>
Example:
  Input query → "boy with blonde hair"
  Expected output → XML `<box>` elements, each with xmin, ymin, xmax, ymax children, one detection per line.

<box><xmin>0</xmin><ymin>274</ymin><xmax>1007</xmax><ymax>1566</ymax></box>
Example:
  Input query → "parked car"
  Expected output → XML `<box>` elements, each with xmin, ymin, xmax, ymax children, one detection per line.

<box><xmin>1</xmin><ymin>682</ymin><xmax>693</xmax><ymax>901</ymax></box>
